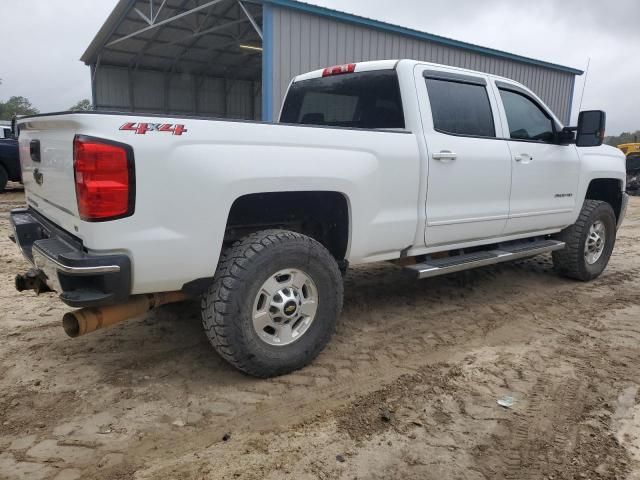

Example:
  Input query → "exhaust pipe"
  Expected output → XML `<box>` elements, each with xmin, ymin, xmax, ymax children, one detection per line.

<box><xmin>62</xmin><ymin>291</ymin><xmax>190</xmax><ymax>338</ymax></box>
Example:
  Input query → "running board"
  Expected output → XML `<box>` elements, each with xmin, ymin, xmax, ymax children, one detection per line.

<box><xmin>406</xmin><ymin>239</ymin><xmax>566</xmax><ymax>279</ymax></box>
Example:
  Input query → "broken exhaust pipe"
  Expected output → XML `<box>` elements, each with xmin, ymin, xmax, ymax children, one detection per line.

<box><xmin>62</xmin><ymin>291</ymin><xmax>191</xmax><ymax>338</ymax></box>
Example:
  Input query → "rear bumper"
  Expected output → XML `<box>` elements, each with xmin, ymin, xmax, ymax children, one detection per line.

<box><xmin>9</xmin><ymin>208</ymin><xmax>131</xmax><ymax>307</ymax></box>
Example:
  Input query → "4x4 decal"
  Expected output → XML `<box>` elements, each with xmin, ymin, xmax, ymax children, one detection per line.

<box><xmin>120</xmin><ymin>122</ymin><xmax>188</xmax><ymax>136</ymax></box>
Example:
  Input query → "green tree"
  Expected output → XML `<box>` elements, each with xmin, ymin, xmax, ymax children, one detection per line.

<box><xmin>605</xmin><ymin>131</ymin><xmax>640</xmax><ymax>147</ymax></box>
<box><xmin>68</xmin><ymin>99</ymin><xmax>92</xmax><ymax>112</ymax></box>
<box><xmin>0</xmin><ymin>96</ymin><xmax>39</xmax><ymax>120</ymax></box>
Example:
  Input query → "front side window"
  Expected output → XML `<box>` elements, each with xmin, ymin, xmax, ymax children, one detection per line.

<box><xmin>499</xmin><ymin>89</ymin><xmax>555</xmax><ymax>142</ymax></box>
<box><xmin>425</xmin><ymin>78</ymin><xmax>496</xmax><ymax>138</ymax></box>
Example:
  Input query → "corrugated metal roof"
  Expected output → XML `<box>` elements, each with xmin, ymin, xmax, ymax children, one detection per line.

<box><xmin>82</xmin><ymin>0</ymin><xmax>583</xmax><ymax>76</ymax></box>
<box><xmin>81</xmin><ymin>0</ymin><xmax>263</xmax><ymax>80</ymax></box>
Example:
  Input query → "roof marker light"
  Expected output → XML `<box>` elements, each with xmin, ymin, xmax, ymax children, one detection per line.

<box><xmin>322</xmin><ymin>63</ymin><xmax>356</xmax><ymax>77</ymax></box>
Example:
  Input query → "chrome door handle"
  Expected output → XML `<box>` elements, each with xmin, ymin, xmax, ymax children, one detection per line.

<box><xmin>433</xmin><ymin>151</ymin><xmax>457</xmax><ymax>161</ymax></box>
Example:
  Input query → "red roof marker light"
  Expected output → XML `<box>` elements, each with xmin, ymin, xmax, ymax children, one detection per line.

<box><xmin>322</xmin><ymin>63</ymin><xmax>356</xmax><ymax>77</ymax></box>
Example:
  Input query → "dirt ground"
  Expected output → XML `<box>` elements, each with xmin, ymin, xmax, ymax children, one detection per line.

<box><xmin>1</xmin><ymin>186</ymin><xmax>640</xmax><ymax>480</ymax></box>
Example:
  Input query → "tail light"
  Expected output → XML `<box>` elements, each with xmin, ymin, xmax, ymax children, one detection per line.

<box><xmin>73</xmin><ymin>136</ymin><xmax>135</xmax><ymax>221</ymax></box>
<box><xmin>322</xmin><ymin>63</ymin><xmax>356</xmax><ymax>77</ymax></box>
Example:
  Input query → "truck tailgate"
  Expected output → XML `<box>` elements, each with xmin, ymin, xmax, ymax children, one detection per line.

<box><xmin>19</xmin><ymin>116</ymin><xmax>81</xmax><ymax>231</ymax></box>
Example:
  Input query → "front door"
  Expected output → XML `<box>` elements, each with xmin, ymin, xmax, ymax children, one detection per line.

<box><xmin>416</xmin><ymin>67</ymin><xmax>513</xmax><ymax>247</ymax></box>
<box><xmin>493</xmin><ymin>83</ymin><xmax>580</xmax><ymax>235</ymax></box>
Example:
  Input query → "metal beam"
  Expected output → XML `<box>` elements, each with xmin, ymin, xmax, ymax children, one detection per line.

<box><xmin>164</xmin><ymin>0</ymin><xmax>238</xmax><ymax>74</ymax></box>
<box><xmin>134</xmin><ymin>7</ymin><xmax>153</xmax><ymax>25</ymax></box>
<box><xmin>107</xmin><ymin>0</ymin><xmax>227</xmax><ymax>47</ymax></box>
<box><xmin>237</xmin><ymin>1</ymin><xmax>262</xmax><ymax>40</ymax></box>
<box><xmin>134</xmin><ymin>0</ymin><xmax>169</xmax><ymax>25</ymax></box>
<box><xmin>131</xmin><ymin>0</ymin><xmax>192</xmax><ymax>70</ymax></box>
<box><xmin>144</xmin><ymin>17</ymin><xmax>247</xmax><ymax>56</ymax></box>
<box><xmin>98</xmin><ymin>59</ymin><xmax>260</xmax><ymax>77</ymax></box>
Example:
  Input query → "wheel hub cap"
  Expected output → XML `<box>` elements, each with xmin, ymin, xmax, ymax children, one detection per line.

<box><xmin>584</xmin><ymin>220</ymin><xmax>606</xmax><ymax>265</ymax></box>
<box><xmin>252</xmin><ymin>269</ymin><xmax>318</xmax><ymax>346</ymax></box>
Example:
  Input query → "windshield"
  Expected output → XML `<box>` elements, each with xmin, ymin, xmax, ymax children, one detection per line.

<box><xmin>280</xmin><ymin>70</ymin><xmax>405</xmax><ymax>130</ymax></box>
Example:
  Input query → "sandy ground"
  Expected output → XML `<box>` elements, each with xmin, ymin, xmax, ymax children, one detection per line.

<box><xmin>1</xmin><ymin>185</ymin><xmax>640</xmax><ymax>480</ymax></box>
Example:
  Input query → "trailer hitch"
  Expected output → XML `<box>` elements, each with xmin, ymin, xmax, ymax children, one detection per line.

<box><xmin>15</xmin><ymin>268</ymin><xmax>52</xmax><ymax>295</ymax></box>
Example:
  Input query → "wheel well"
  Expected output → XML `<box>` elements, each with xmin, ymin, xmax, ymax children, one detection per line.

<box><xmin>585</xmin><ymin>179</ymin><xmax>623</xmax><ymax>221</ymax></box>
<box><xmin>225</xmin><ymin>191</ymin><xmax>350</xmax><ymax>261</ymax></box>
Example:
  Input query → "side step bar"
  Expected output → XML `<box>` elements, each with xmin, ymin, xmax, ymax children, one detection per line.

<box><xmin>406</xmin><ymin>239</ymin><xmax>566</xmax><ymax>279</ymax></box>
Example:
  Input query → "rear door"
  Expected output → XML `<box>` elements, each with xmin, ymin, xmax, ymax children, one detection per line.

<box><xmin>492</xmin><ymin>81</ymin><xmax>580</xmax><ymax>234</ymax></box>
<box><xmin>415</xmin><ymin>66</ymin><xmax>512</xmax><ymax>247</ymax></box>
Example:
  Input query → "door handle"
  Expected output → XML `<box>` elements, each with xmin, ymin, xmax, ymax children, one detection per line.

<box><xmin>514</xmin><ymin>153</ymin><xmax>533</xmax><ymax>163</ymax></box>
<box><xmin>433</xmin><ymin>151</ymin><xmax>457</xmax><ymax>161</ymax></box>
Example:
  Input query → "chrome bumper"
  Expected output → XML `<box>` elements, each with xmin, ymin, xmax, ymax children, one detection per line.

<box><xmin>31</xmin><ymin>242</ymin><xmax>121</xmax><ymax>292</ymax></box>
<box><xmin>9</xmin><ymin>208</ymin><xmax>131</xmax><ymax>307</ymax></box>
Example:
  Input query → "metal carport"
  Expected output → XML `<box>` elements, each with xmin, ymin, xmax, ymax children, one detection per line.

<box><xmin>82</xmin><ymin>0</ymin><xmax>583</xmax><ymax>123</ymax></box>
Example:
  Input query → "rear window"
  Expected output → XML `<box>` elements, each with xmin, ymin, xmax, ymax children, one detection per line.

<box><xmin>280</xmin><ymin>70</ymin><xmax>405</xmax><ymax>129</ymax></box>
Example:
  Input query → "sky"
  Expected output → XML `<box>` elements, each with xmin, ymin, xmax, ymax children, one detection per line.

<box><xmin>0</xmin><ymin>0</ymin><xmax>637</xmax><ymax>135</ymax></box>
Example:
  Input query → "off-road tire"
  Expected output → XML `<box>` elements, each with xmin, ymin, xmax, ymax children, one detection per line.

<box><xmin>552</xmin><ymin>200</ymin><xmax>616</xmax><ymax>281</ymax></box>
<box><xmin>201</xmin><ymin>229</ymin><xmax>343</xmax><ymax>378</ymax></box>
<box><xmin>0</xmin><ymin>166</ymin><xmax>8</xmax><ymax>193</ymax></box>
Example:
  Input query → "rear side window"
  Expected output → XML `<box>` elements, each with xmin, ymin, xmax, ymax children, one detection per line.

<box><xmin>280</xmin><ymin>70</ymin><xmax>405</xmax><ymax>129</ymax></box>
<box><xmin>425</xmin><ymin>78</ymin><xmax>495</xmax><ymax>138</ymax></box>
<box><xmin>499</xmin><ymin>89</ymin><xmax>555</xmax><ymax>142</ymax></box>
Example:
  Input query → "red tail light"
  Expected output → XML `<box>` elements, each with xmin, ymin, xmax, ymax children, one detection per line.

<box><xmin>322</xmin><ymin>63</ymin><xmax>356</xmax><ymax>77</ymax></box>
<box><xmin>73</xmin><ymin>136</ymin><xmax>135</xmax><ymax>221</ymax></box>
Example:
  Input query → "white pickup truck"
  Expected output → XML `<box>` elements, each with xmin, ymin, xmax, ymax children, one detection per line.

<box><xmin>10</xmin><ymin>59</ymin><xmax>628</xmax><ymax>377</ymax></box>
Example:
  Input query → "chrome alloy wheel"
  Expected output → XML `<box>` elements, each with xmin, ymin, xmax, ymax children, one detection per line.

<box><xmin>252</xmin><ymin>269</ymin><xmax>319</xmax><ymax>346</ymax></box>
<box><xmin>584</xmin><ymin>220</ymin><xmax>606</xmax><ymax>265</ymax></box>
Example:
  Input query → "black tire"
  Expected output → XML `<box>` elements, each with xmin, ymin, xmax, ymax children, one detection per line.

<box><xmin>0</xmin><ymin>166</ymin><xmax>8</xmax><ymax>193</ymax></box>
<box><xmin>201</xmin><ymin>229</ymin><xmax>343</xmax><ymax>378</ymax></box>
<box><xmin>552</xmin><ymin>200</ymin><xmax>616</xmax><ymax>281</ymax></box>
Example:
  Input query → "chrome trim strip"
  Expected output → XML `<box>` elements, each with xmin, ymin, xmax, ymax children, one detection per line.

<box><xmin>408</xmin><ymin>241</ymin><xmax>566</xmax><ymax>279</ymax></box>
<box><xmin>428</xmin><ymin>214</ymin><xmax>508</xmax><ymax>227</ymax></box>
<box><xmin>509</xmin><ymin>208</ymin><xmax>574</xmax><ymax>219</ymax></box>
<box><xmin>32</xmin><ymin>243</ymin><xmax>121</xmax><ymax>275</ymax></box>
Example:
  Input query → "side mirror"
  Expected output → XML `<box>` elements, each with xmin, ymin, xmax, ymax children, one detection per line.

<box><xmin>10</xmin><ymin>115</ymin><xmax>17</xmax><ymax>138</ymax></box>
<box><xmin>557</xmin><ymin>127</ymin><xmax>576</xmax><ymax>145</ymax></box>
<box><xmin>576</xmin><ymin>110</ymin><xmax>606</xmax><ymax>147</ymax></box>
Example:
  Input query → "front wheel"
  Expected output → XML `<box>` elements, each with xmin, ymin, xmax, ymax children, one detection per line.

<box><xmin>201</xmin><ymin>230</ymin><xmax>343</xmax><ymax>378</ymax></box>
<box><xmin>552</xmin><ymin>200</ymin><xmax>617</xmax><ymax>281</ymax></box>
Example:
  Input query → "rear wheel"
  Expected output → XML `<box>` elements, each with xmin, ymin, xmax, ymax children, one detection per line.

<box><xmin>552</xmin><ymin>200</ymin><xmax>616</xmax><ymax>281</ymax></box>
<box><xmin>0</xmin><ymin>166</ymin><xmax>8</xmax><ymax>193</ymax></box>
<box><xmin>201</xmin><ymin>229</ymin><xmax>343</xmax><ymax>377</ymax></box>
